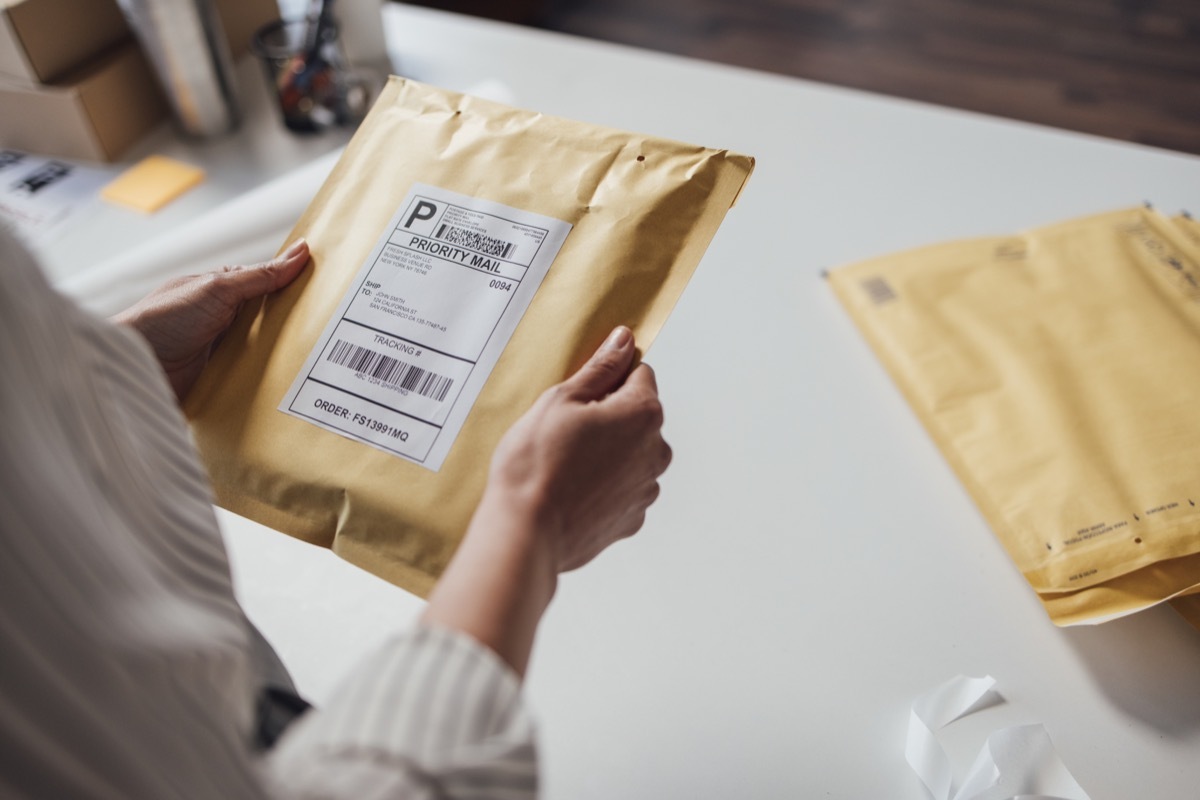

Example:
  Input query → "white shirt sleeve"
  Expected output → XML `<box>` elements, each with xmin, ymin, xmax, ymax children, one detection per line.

<box><xmin>268</xmin><ymin>626</ymin><xmax>537</xmax><ymax>800</ymax></box>
<box><xmin>0</xmin><ymin>226</ymin><xmax>537</xmax><ymax>800</ymax></box>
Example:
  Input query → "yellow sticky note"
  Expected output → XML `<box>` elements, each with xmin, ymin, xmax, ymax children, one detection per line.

<box><xmin>101</xmin><ymin>155</ymin><xmax>205</xmax><ymax>213</ymax></box>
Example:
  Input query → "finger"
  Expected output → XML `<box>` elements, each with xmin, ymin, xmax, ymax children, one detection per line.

<box><xmin>624</xmin><ymin>362</ymin><xmax>658</xmax><ymax>394</ymax></box>
<box><xmin>605</xmin><ymin>363</ymin><xmax>662</xmax><ymax>417</ymax></box>
<box><xmin>562</xmin><ymin>326</ymin><xmax>636</xmax><ymax>402</ymax></box>
<box><xmin>656</xmin><ymin>439</ymin><xmax>673</xmax><ymax>474</ymax></box>
<box><xmin>216</xmin><ymin>238</ymin><xmax>310</xmax><ymax>303</ymax></box>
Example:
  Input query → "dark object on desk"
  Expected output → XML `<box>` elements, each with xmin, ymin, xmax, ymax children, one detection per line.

<box><xmin>252</xmin><ymin>14</ymin><xmax>371</xmax><ymax>134</ymax></box>
<box><xmin>12</xmin><ymin>161</ymin><xmax>71</xmax><ymax>194</ymax></box>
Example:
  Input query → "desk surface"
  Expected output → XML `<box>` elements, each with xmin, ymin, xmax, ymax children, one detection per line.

<box><xmin>55</xmin><ymin>5</ymin><xmax>1200</xmax><ymax>799</ymax></box>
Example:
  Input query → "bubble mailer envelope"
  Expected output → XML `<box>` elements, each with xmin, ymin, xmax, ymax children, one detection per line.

<box><xmin>830</xmin><ymin>208</ymin><xmax>1200</xmax><ymax>625</ymax></box>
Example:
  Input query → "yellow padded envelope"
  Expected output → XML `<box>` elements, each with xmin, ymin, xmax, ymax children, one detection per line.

<box><xmin>183</xmin><ymin>78</ymin><xmax>753</xmax><ymax>597</ymax></box>
<box><xmin>830</xmin><ymin>208</ymin><xmax>1200</xmax><ymax>625</ymax></box>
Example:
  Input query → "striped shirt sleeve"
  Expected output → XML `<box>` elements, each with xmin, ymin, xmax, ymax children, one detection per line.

<box><xmin>267</xmin><ymin>625</ymin><xmax>538</xmax><ymax>800</ymax></box>
<box><xmin>0</xmin><ymin>225</ymin><xmax>539</xmax><ymax>800</ymax></box>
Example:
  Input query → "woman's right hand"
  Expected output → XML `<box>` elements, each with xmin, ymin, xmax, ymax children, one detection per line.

<box><xmin>485</xmin><ymin>325</ymin><xmax>673</xmax><ymax>573</ymax></box>
<box><xmin>421</xmin><ymin>326</ymin><xmax>672</xmax><ymax>677</ymax></box>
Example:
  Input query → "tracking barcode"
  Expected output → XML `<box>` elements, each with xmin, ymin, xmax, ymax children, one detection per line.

<box><xmin>435</xmin><ymin>223</ymin><xmax>515</xmax><ymax>259</ymax></box>
<box><xmin>327</xmin><ymin>339</ymin><xmax>455</xmax><ymax>401</ymax></box>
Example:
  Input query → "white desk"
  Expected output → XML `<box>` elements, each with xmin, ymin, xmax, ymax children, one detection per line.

<box><xmin>48</xmin><ymin>5</ymin><xmax>1200</xmax><ymax>799</ymax></box>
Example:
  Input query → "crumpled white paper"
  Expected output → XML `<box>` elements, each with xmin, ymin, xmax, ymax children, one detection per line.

<box><xmin>906</xmin><ymin>675</ymin><xmax>1089</xmax><ymax>800</ymax></box>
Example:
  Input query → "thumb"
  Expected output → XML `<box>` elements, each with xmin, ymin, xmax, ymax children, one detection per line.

<box><xmin>216</xmin><ymin>238</ymin><xmax>310</xmax><ymax>303</ymax></box>
<box><xmin>562</xmin><ymin>326</ymin><xmax>636</xmax><ymax>401</ymax></box>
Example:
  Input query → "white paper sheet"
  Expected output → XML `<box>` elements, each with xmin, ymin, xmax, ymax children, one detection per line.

<box><xmin>906</xmin><ymin>675</ymin><xmax>1089</xmax><ymax>800</ymax></box>
<box><xmin>0</xmin><ymin>150</ymin><xmax>111</xmax><ymax>245</ymax></box>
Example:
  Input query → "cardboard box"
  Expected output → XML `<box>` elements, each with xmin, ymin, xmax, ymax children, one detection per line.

<box><xmin>0</xmin><ymin>0</ymin><xmax>275</xmax><ymax>161</ymax></box>
<box><xmin>0</xmin><ymin>0</ymin><xmax>128</xmax><ymax>85</ymax></box>
<box><xmin>0</xmin><ymin>41</ymin><xmax>168</xmax><ymax>161</ymax></box>
<box><xmin>1</xmin><ymin>0</ymin><xmax>275</xmax><ymax>88</ymax></box>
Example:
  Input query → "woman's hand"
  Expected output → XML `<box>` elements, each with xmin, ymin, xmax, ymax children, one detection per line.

<box><xmin>422</xmin><ymin>326</ymin><xmax>672</xmax><ymax>677</ymax></box>
<box><xmin>486</xmin><ymin>324</ymin><xmax>673</xmax><ymax>572</ymax></box>
<box><xmin>112</xmin><ymin>239</ymin><xmax>310</xmax><ymax>403</ymax></box>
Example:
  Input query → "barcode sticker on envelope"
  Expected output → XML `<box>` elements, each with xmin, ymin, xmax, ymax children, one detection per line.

<box><xmin>280</xmin><ymin>183</ymin><xmax>572</xmax><ymax>471</ymax></box>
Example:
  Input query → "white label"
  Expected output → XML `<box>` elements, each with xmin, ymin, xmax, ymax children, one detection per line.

<box><xmin>280</xmin><ymin>184</ymin><xmax>572</xmax><ymax>470</ymax></box>
<box><xmin>0</xmin><ymin>149</ymin><xmax>109</xmax><ymax>244</ymax></box>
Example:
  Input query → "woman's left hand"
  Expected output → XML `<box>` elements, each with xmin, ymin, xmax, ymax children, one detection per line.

<box><xmin>112</xmin><ymin>238</ymin><xmax>310</xmax><ymax>403</ymax></box>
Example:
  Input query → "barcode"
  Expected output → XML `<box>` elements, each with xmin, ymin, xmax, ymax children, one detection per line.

<box><xmin>861</xmin><ymin>276</ymin><xmax>897</xmax><ymax>305</ymax></box>
<box><xmin>0</xmin><ymin>150</ymin><xmax>26</xmax><ymax>171</ymax></box>
<box><xmin>436</xmin><ymin>223</ymin><xmax>515</xmax><ymax>259</ymax></box>
<box><xmin>327</xmin><ymin>339</ymin><xmax>454</xmax><ymax>401</ymax></box>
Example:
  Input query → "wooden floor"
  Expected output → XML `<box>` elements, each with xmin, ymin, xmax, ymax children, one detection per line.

<box><xmin>405</xmin><ymin>0</ymin><xmax>1200</xmax><ymax>156</ymax></box>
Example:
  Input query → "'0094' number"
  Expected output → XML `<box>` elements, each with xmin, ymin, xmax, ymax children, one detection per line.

<box><xmin>489</xmin><ymin>279</ymin><xmax>513</xmax><ymax>291</ymax></box>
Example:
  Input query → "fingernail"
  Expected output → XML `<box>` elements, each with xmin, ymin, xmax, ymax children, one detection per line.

<box><xmin>602</xmin><ymin>326</ymin><xmax>632</xmax><ymax>352</ymax></box>
<box><xmin>283</xmin><ymin>237</ymin><xmax>307</xmax><ymax>258</ymax></box>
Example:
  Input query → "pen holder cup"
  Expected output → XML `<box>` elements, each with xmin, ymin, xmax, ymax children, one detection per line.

<box><xmin>252</xmin><ymin>17</ymin><xmax>373</xmax><ymax>134</ymax></box>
